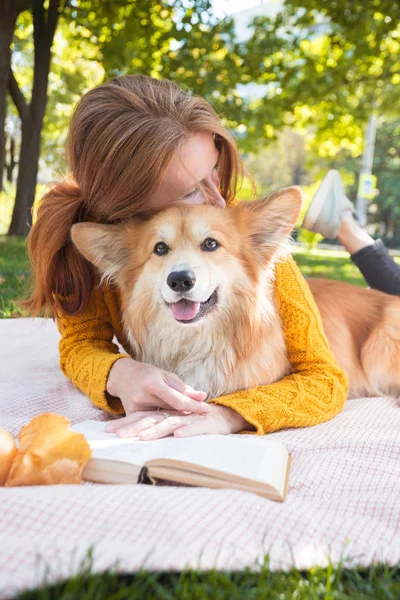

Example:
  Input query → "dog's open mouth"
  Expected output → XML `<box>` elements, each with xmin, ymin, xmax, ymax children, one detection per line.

<box><xmin>169</xmin><ymin>289</ymin><xmax>219</xmax><ymax>324</ymax></box>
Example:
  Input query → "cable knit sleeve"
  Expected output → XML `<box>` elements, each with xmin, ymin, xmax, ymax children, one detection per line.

<box><xmin>209</xmin><ymin>255</ymin><xmax>349</xmax><ymax>434</ymax></box>
<box><xmin>56</xmin><ymin>286</ymin><xmax>130</xmax><ymax>415</ymax></box>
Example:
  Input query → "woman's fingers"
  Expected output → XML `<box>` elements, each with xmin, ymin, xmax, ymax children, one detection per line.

<box><xmin>105</xmin><ymin>408</ymin><xmax>227</xmax><ymax>441</ymax></box>
<box><xmin>164</xmin><ymin>373</ymin><xmax>207</xmax><ymax>401</ymax></box>
<box><xmin>138</xmin><ymin>412</ymin><xmax>215</xmax><ymax>440</ymax></box>
<box><xmin>115</xmin><ymin>415</ymin><xmax>166</xmax><ymax>438</ymax></box>
<box><xmin>124</xmin><ymin>393</ymin><xmax>165</xmax><ymax>415</ymax></box>
<box><xmin>148</xmin><ymin>377</ymin><xmax>210</xmax><ymax>414</ymax></box>
<box><xmin>105</xmin><ymin>410</ymin><xmax>165</xmax><ymax>432</ymax></box>
<box><xmin>173</xmin><ymin>418</ymin><xmax>212</xmax><ymax>438</ymax></box>
<box><xmin>138</xmin><ymin>415</ymin><xmax>186</xmax><ymax>441</ymax></box>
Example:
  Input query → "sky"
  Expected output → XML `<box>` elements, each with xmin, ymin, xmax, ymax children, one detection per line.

<box><xmin>211</xmin><ymin>0</ymin><xmax>266</xmax><ymax>18</ymax></box>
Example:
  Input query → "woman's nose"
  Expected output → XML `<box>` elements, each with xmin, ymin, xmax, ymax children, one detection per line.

<box><xmin>205</xmin><ymin>177</ymin><xmax>226</xmax><ymax>208</ymax></box>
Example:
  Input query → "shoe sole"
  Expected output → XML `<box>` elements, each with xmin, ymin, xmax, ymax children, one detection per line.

<box><xmin>302</xmin><ymin>170</ymin><xmax>337</xmax><ymax>232</ymax></box>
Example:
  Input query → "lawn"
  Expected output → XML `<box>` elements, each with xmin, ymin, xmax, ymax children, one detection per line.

<box><xmin>2</xmin><ymin>235</ymin><xmax>400</xmax><ymax>599</ymax></box>
<box><xmin>0</xmin><ymin>236</ymin><xmax>31</xmax><ymax>318</ymax></box>
<box><xmin>15</xmin><ymin>558</ymin><xmax>400</xmax><ymax>599</ymax></box>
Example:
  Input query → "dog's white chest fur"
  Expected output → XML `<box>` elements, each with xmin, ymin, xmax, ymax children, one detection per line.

<box><xmin>123</xmin><ymin>283</ymin><xmax>291</xmax><ymax>399</ymax></box>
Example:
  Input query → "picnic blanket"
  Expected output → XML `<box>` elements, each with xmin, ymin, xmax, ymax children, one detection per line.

<box><xmin>1</xmin><ymin>318</ymin><xmax>400</xmax><ymax>598</ymax></box>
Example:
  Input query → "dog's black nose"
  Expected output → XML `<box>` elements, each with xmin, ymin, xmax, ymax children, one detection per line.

<box><xmin>167</xmin><ymin>270</ymin><xmax>196</xmax><ymax>292</ymax></box>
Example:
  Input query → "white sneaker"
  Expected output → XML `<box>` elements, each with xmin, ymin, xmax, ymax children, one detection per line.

<box><xmin>302</xmin><ymin>170</ymin><xmax>355</xmax><ymax>239</ymax></box>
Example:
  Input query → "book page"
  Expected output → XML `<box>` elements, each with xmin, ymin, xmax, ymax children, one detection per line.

<box><xmin>72</xmin><ymin>420</ymin><xmax>288</xmax><ymax>491</ymax></box>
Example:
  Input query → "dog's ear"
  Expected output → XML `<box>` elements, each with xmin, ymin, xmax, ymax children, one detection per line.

<box><xmin>237</xmin><ymin>186</ymin><xmax>303</xmax><ymax>261</ymax></box>
<box><xmin>71</xmin><ymin>222</ymin><xmax>131</xmax><ymax>276</ymax></box>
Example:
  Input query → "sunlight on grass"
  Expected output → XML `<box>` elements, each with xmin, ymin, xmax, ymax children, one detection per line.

<box><xmin>292</xmin><ymin>245</ymin><xmax>367</xmax><ymax>287</ymax></box>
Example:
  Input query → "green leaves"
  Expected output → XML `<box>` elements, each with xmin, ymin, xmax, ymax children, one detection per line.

<box><xmin>240</xmin><ymin>0</ymin><xmax>400</xmax><ymax>150</ymax></box>
<box><xmin>6</xmin><ymin>0</ymin><xmax>400</xmax><ymax>204</ymax></box>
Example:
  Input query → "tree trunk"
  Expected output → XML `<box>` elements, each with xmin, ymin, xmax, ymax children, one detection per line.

<box><xmin>8</xmin><ymin>0</ymin><xmax>60</xmax><ymax>236</ymax></box>
<box><xmin>5</xmin><ymin>136</ymin><xmax>17</xmax><ymax>182</ymax></box>
<box><xmin>291</xmin><ymin>163</ymin><xmax>303</xmax><ymax>186</ymax></box>
<box><xmin>0</xmin><ymin>8</ymin><xmax>18</xmax><ymax>193</ymax></box>
<box><xmin>8</xmin><ymin>116</ymin><xmax>43</xmax><ymax>234</ymax></box>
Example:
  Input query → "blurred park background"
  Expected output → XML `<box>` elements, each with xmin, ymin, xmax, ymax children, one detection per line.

<box><xmin>0</xmin><ymin>0</ymin><xmax>399</xmax><ymax>316</ymax></box>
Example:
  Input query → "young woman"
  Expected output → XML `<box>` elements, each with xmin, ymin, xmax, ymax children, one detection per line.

<box><xmin>24</xmin><ymin>74</ymin><xmax>348</xmax><ymax>440</ymax></box>
<box><xmin>302</xmin><ymin>170</ymin><xmax>400</xmax><ymax>296</ymax></box>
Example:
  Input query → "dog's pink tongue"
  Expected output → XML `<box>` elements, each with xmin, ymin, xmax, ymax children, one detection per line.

<box><xmin>171</xmin><ymin>299</ymin><xmax>200</xmax><ymax>321</ymax></box>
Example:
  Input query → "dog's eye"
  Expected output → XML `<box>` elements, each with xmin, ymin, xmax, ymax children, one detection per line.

<box><xmin>153</xmin><ymin>242</ymin><xmax>169</xmax><ymax>256</ymax></box>
<box><xmin>201</xmin><ymin>238</ymin><xmax>220</xmax><ymax>252</ymax></box>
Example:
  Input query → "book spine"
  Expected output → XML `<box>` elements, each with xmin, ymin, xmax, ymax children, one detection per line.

<box><xmin>137</xmin><ymin>466</ymin><xmax>193</xmax><ymax>488</ymax></box>
<box><xmin>137</xmin><ymin>466</ymin><xmax>154</xmax><ymax>485</ymax></box>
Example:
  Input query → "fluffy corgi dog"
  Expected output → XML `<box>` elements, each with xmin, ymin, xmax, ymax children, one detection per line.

<box><xmin>71</xmin><ymin>186</ymin><xmax>400</xmax><ymax>400</ymax></box>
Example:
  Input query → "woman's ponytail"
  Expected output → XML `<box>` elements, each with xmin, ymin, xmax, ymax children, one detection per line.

<box><xmin>20</xmin><ymin>176</ymin><xmax>94</xmax><ymax>317</ymax></box>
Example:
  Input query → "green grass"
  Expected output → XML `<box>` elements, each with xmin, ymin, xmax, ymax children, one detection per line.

<box><xmin>0</xmin><ymin>235</ymin><xmax>31</xmax><ymax>317</ymax></box>
<box><xmin>14</xmin><ymin>555</ymin><xmax>400</xmax><ymax>599</ymax></box>
<box><xmin>3</xmin><ymin>236</ymin><xmax>400</xmax><ymax>598</ymax></box>
<box><xmin>293</xmin><ymin>245</ymin><xmax>368</xmax><ymax>287</ymax></box>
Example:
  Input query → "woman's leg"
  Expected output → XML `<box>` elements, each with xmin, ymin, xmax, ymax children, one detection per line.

<box><xmin>338</xmin><ymin>215</ymin><xmax>400</xmax><ymax>295</ymax></box>
<box><xmin>302</xmin><ymin>170</ymin><xmax>400</xmax><ymax>295</ymax></box>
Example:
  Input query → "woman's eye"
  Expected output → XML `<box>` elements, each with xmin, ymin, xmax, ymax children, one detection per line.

<box><xmin>153</xmin><ymin>242</ymin><xmax>169</xmax><ymax>256</ymax></box>
<box><xmin>201</xmin><ymin>238</ymin><xmax>220</xmax><ymax>252</ymax></box>
<box><xmin>184</xmin><ymin>188</ymin><xmax>198</xmax><ymax>199</ymax></box>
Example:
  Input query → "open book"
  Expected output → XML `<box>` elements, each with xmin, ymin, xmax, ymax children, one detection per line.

<box><xmin>72</xmin><ymin>420</ymin><xmax>291</xmax><ymax>502</ymax></box>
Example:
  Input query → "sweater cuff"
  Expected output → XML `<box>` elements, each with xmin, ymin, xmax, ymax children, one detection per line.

<box><xmin>91</xmin><ymin>353</ymin><xmax>131</xmax><ymax>415</ymax></box>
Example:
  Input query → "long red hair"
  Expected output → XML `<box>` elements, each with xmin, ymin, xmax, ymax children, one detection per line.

<box><xmin>22</xmin><ymin>75</ymin><xmax>248</xmax><ymax>317</ymax></box>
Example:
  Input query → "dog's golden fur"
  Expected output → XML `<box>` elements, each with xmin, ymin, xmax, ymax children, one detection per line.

<box><xmin>309</xmin><ymin>278</ymin><xmax>400</xmax><ymax>397</ymax></box>
<box><xmin>71</xmin><ymin>186</ymin><xmax>400</xmax><ymax>400</ymax></box>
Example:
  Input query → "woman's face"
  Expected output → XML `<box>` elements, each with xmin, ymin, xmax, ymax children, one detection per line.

<box><xmin>147</xmin><ymin>132</ymin><xmax>226</xmax><ymax>210</ymax></box>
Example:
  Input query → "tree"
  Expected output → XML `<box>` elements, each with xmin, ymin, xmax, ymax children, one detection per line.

<box><xmin>0</xmin><ymin>0</ymin><xmax>29</xmax><ymax>193</ymax></box>
<box><xmin>5</xmin><ymin>0</ymin><xmax>246</xmax><ymax>235</ymax></box>
<box><xmin>8</xmin><ymin>0</ymin><xmax>60</xmax><ymax>235</ymax></box>
<box><xmin>5</xmin><ymin>0</ymin><xmax>400</xmax><ymax>236</ymax></box>
<box><xmin>239</xmin><ymin>0</ymin><xmax>400</xmax><ymax>155</ymax></box>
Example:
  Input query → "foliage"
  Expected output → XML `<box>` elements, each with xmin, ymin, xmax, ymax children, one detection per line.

<box><xmin>9</xmin><ymin>0</ymin><xmax>399</xmax><ymax>177</ymax></box>
<box><xmin>3</xmin><ymin>0</ymin><xmax>400</xmax><ymax>237</ymax></box>
<box><xmin>239</xmin><ymin>0</ymin><xmax>400</xmax><ymax>155</ymax></box>
<box><xmin>3</xmin><ymin>0</ymin><xmax>251</xmax><ymax>234</ymax></box>
<box><xmin>7</xmin><ymin>0</ymin><xmax>246</xmax><ymax>179</ymax></box>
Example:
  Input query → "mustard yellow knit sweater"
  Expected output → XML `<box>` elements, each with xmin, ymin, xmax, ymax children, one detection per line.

<box><xmin>56</xmin><ymin>255</ymin><xmax>348</xmax><ymax>434</ymax></box>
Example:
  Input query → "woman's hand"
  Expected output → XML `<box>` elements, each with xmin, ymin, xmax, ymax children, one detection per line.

<box><xmin>106</xmin><ymin>357</ymin><xmax>210</xmax><ymax>416</ymax></box>
<box><xmin>104</xmin><ymin>403</ymin><xmax>251</xmax><ymax>439</ymax></box>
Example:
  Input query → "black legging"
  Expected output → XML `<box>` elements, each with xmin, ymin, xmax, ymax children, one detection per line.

<box><xmin>351</xmin><ymin>239</ymin><xmax>400</xmax><ymax>295</ymax></box>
